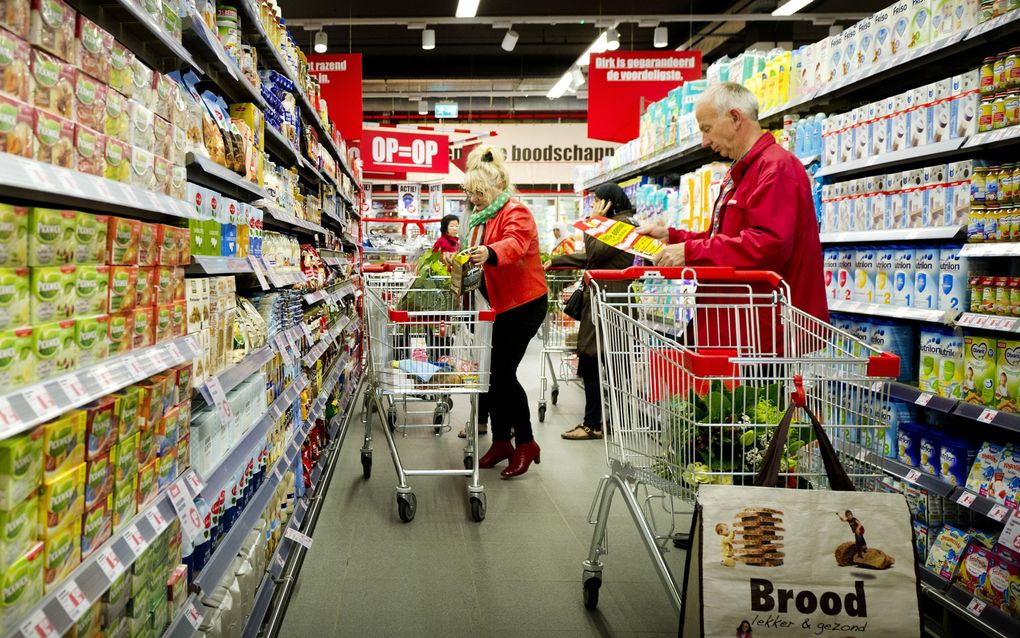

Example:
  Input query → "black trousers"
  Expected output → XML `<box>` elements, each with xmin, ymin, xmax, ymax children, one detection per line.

<box><xmin>577</xmin><ymin>353</ymin><xmax>602</xmax><ymax>429</ymax></box>
<box><xmin>487</xmin><ymin>295</ymin><xmax>547</xmax><ymax>443</ymax></box>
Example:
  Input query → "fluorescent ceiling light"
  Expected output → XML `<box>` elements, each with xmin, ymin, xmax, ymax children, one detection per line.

<box><xmin>422</xmin><ymin>28</ymin><xmax>435</xmax><ymax>49</ymax></box>
<box><xmin>571</xmin><ymin>67</ymin><xmax>585</xmax><ymax>88</ymax></box>
<box><xmin>313</xmin><ymin>30</ymin><xmax>327</xmax><ymax>53</ymax></box>
<box><xmin>772</xmin><ymin>0</ymin><xmax>815</xmax><ymax>16</ymax></box>
<box><xmin>456</xmin><ymin>0</ymin><xmax>480</xmax><ymax>18</ymax></box>
<box><xmin>547</xmin><ymin>71</ymin><xmax>573</xmax><ymax>99</ymax></box>
<box><xmin>606</xmin><ymin>28</ymin><xmax>620</xmax><ymax>51</ymax></box>
<box><xmin>653</xmin><ymin>25</ymin><xmax>667</xmax><ymax>48</ymax></box>
<box><xmin>418</xmin><ymin>99</ymin><xmax>428</xmax><ymax>115</ymax></box>
<box><xmin>501</xmin><ymin>28</ymin><xmax>518</xmax><ymax>51</ymax></box>
<box><xmin>575</xmin><ymin>32</ymin><xmax>609</xmax><ymax>66</ymax></box>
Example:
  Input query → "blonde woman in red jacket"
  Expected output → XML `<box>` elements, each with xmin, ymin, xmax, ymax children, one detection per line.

<box><xmin>461</xmin><ymin>145</ymin><xmax>549</xmax><ymax>478</ymax></box>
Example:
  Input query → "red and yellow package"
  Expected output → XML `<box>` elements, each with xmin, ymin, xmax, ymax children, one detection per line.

<box><xmin>155</xmin><ymin>224</ymin><xmax>176</xmax><ymax>265</ymax></box>
<box><xmin>137</xmin><ymin>221</ymin><xmax>158</xmax><ymax>267</ymax></box>
<box><xmin>135</xmin><ymin>426</ymin><xmax>154</xmax><ymax>466</ymax></box>
<box><xmin>106</xmin><ymin>310</ymin><xmax>133</xmax><ymax>355</ymax></box>
<box><xmin>106</xmin><ymin>216</ymin><xmax>140</xmax><ymax>265</ymax></box>
<box><xmin>176</xmin><ymin>226</ymin><xmax>190</xmax><ymax>265</ymax></box>
<box><xmin>171</xmin><ymin>300</ymin><xmax>186</xmax><ymax>336</ymax></box>
<box><xmin>132</xmin><ymin>305</ymin><xmax>154</xmax><ymax>349</ymax></box>
<box><xmin>173</xmin><ymin>267</ymin><xmax>185</xmax><ymax>301</ymax></box>
<box><xmin>136</xmin><ymin>459</ymin><xmax>157</xmax><ymax>507</ymax></box>
<box><xmin>155</xmin><ymin>303</ymin><xmax>172</xmax><ymax>343</ymax></box>
<box><xmin>83</xmin><ymin>396</ymin><xmax>117</xmax><ymax>460</ymax></box>
<box><xmin>106</xmin><ymin>264</ymin><xmax>137</xmax><ymax>313</ymax></box>
<box><xmin>155</xmin><ymin>266</ymin><xmax>174</xmax><ymax>305</ymax></box>
<box><xmin>135</xmin><ymin>266</ymin><xmax>155</xmax><ymax>308</ymax></box>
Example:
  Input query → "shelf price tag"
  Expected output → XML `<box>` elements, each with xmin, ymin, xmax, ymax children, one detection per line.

<box><xmin>19</xmin><ymin>609</ymin><xmax>57</xmax><ymax>638</ymax></box>
<box><xmin>997</xmin><ymin>510</ymin><xmax>1020</xmax><ymax>550</ymax></box>
<box><xmin>122</xmin><ymin>524</ymin><xmax>146</xmax><ymax>557</ymax></box>
<box><xmin>146</xmin><ymin>508</ymin><xmax>169</xmax><ymax>533</ymax></box>
<box><xmin>96</xmin><ymin>547</ymin><xmax>125</xmax><ymax>582</ymax></box>
<box><xmin>183</xmin><ymin>600</ymin><xmax>203</xmax><ymax>629</ymax></box>
<box><xmin>248</xmin><ymin>256</ymin><xmax>270</xmax><ymax>290</ymax></box>
<box><xmin>905</xmin><ymin>469</ymin><xmax>923</xmax><ymax>483</ymax></box>
<box><xmin>914</xmin><ymin>392</ymin><xmax>934</xmax><ymax>407</ymax></box>
<box><xmin>205</xmin><ymin>377</ymin><xmax>233</xmax><ymax>424</ymax></box>
<box><xmin>183</xmin><ymin>469</ymin><xmax>204</xmax><ymax>496</ymax></box>
<box><xmin>977</xmin><ymin>409</ymin><xmax>998</xmax><ymax>424</ymax></box>
<box><xmin>57</xmin><ymin>376</ymin><xmax>86</xmax><ymax>403</ymax></box>
<box><xmin>166</xmin><ymin>342</ymin><xmax>185</xmax><ymax>363</ymax></box>
<box><xmin>56</xmin><ymin>581</ymin><xmax>90</xmax><ymax>622</ymax></box>
<box><xmin>168</xmin><ymin>480</ymin><xmax>204</xmax><ymax>543</ymax></box>
<box><xmin>0</xmin><ymin>396</ymin><xmax>23</xmax><ymax>435</ymax></box>
<box><xmin>966</xmin><ymin>597</ymin><xmax>987</xmax><ymax>616</ymax></box>
<box><xmin>956</xmin><ymin>491</ymin><xmax>977</xmax><ymax>508</ymax></box>
<box><xmin>284</xmin><ymin>526</ymin><xmax>314</xmax><ymax>549</ymax></box>
<box><xmin>989</xmin><ymin>504</ymin><xmax>1010</xmax><ymax>522</ymax></box>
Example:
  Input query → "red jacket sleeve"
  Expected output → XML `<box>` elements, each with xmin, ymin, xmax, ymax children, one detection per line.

<box><xmin>667</xmin><ymin>227</ymin><xmax>710</xmax><ymax>244</ymax></box>
<box><xmin>683</xmin><ymin>163</ymin><xmax>797</xmax><ymax>269</ymax></box>
<box><xmin>488</xmin><ymin>206</ymin><xmax>537</xmax><ymax>264</ymax></box>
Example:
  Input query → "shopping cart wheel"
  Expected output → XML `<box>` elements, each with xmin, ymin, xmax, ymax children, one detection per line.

<box><xmin>387</xmin><ymin>408</ymin><xmax>397</xmax><ymax>432</ymax></box>
<box><xmin>444</xmin><ymin>396</ymin><xmax>454</xmax><ymax>409</ymax></box>
<box><xmin>360</xmin><ymin>451</ymin><xmax>372</xmax><ymax>479</ymax></box>
<box><xmin>538</xmin><ymin>404</ymin><xmax>547</xmax><ymax>423</ymax></box>
<box><xmin>469</xmin><ymin>495</ymin><xmax>486</xmax><ymax>522</ymax></box>
<box><xmin>433</xmin><ymin>407</ymin><xmax>445</xmax><ymax>434</ymax></box>
<box><xmin>397</xmin><ymin>493</ymin><xmax>417</xmax><ymax>523</ymax></box>
<box><xmin>551</xmin><ymin>388</ymin><xmax>559</xmax><ymax>405</ymax></box>
<box><xmin>582</xmin><ymin>576</ymin><xmax>601</xmax><ymax>610</ymax></box>
<box><xmin>463</xmin><ymin>455</ymin><xmax>473</xmax><ymax>470</ymax></box>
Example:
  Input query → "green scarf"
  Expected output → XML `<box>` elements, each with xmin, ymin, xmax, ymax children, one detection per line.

<box><xmin>467</xmin><ymin>189</ymin><xmax>511</xmax><ymax>229</ymax></box>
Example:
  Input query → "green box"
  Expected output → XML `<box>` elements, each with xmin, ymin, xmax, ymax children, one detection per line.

<box><xmin>0</xmin><ymin>495</ymin><xmax>38</xmax><ymax>571</ymax></box>
<box><xmin>0</xmin><ymin>542</ymin><xmax>44</xmax><ymax>624</ymax></box>
<box><xmin>114</xmin><ymin>386</ymin><xmax>141</xmax><ymax>440</ymax></box>
<box><xmin>0</xmin><ymin>204</ymin><xmax>28</xmax><ymax>267</ymax></box>
<box><xmin>0</xmin><ymin>267</ymin><xmax>29</xmax><ymax>330</ymax></box>
<box><xmin>74</xmin><ymin>264</ymin><xmax>110</xmax><ymax>315</ymax></box>
<box><xmin>0</xmin><ymin>428</ymin><xmax>43</xmax><ymax>510</ymax></box>
<box><xmin>43</xmin><ymin>516</ymin><xmax>80</xmax><ymax>593</ymax></box>
<box><xmin>33</xmin><ymin>319</ymin><xmax>77</xmax><ymax>381</ymax></box>
<box><xmin>73</xmin><ymin>212</ymin><xmax>108</xmax><ymax>264</ymax></box>
<box><xmin>112</xmin><ymin>433</ymin><xmax>139</xmax><ymax>484</ymax></box>
<box><xmin>41</xmin><ymin>410</ymin><xmax>84</xmax><ymax>482</ymax></box>
<box><xmin>28</xmin><ymin>208</ymin><xmax>76</xmax><ymax>266</ymax></box>
<box><xmin>0</xmin><ymin>327</ymin><xmax>35</xmax><ymax>393</ymax></box>
<box><xmin>30</xmin><ymin>264</ymin><xmax>75</xmax><ymax>325</ymax></box>
<box><xmin>76</xmin><ymin>314</ymin><xmax>110</xmax><ymax>368</ymax></box>
<box><xmin>112</xmin><ymin>474</ymin><xmax>137</xmax><ymax>533</ymax></box>
<box><xmin>39</xmin><ymin>463</ymin><xmax>84</xmax><ymax>538</ymax></box>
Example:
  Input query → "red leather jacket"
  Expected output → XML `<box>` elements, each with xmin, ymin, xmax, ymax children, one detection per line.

<box><xmin>668</xmin><ymin>133</ymin><xmax>828</xmax><ymax>324</ymax></box>
<box><xmin>479</xmin><ymin>199</ymin><xmax>548</xmax><ymax>314</ymax></box>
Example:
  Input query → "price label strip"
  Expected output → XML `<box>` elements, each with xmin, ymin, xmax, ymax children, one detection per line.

<box><xmin>56</xmin><ymin>581</ymin><xmax>90</xmax><ymax>622</ymax></box>
<box><xmin>184</xmin><ymin>600</ymin><xmax>204</xmax><ymax>629</ymax></box>
<box><xmin>977</xmin><ymin>409</ymin><xmax>998</xmax><ymax>424</ymax></box>
<box><xmin>989</xmin><ymin>504</ymin><xmax>1011</xmax><ymax>522</ymax></box>
<box><xmin>914</xmin><ymin>392</ymin><xmax>934</xmax><ymax>407</ymax></box>
<box><xmin>905</xmin><ymin>469</ymin><xmax>923</xmax><ymax>483</ymax></box>
<box><xmin>184</xmin><ymin>469</ymin><xmax>205</xmax><ymax>496</ymax></box>
<box><xmin>146</xmin><ymin>508</ymin><xmax>169</xmax><ymax>533</ymax></box>
<box><xmin>205</xmin><ymin>376</ymin><xmax>233</xmax><ymax>424</ymax></box>
<box><xmin>168</xmin><ymin>480</ymin><xmax>204</xmax><ymax>543</ymax></box>
<box><xmin>966</xmin><ymin>597</ymin><xmax>987</xmax><ymax>617</ymax></box>
<box><xmin>122</xmin><ymin>523</ymin><xmax>147</xmax><ymax>557</ymax></box>
<box><xmin>19</xmin><ymin>608</ymin><xmax>57</xmax><ymax>638</ymax></box>
<box><xmin>956</xmin><ymin>491</ymin><xmax>977</xmax><ymax>508</ymax></box>
<box><xmin>96</xmin><ymin>547</ymin><xmax>126</xmax><ymax>582</ymax></box>
<box><xmin>248</xmin><ymin>255</ymin><xmax>271</xmax><ymax>290</ymax></box>
<box><xmin>284</xmin><ymin>526</ymin><xmax>314</xmax><ymax>549</ymax></box>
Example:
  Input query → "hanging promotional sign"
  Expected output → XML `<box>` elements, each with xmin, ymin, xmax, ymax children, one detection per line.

<box><xmin>587</xmin><ymin>51</ymin><xmax>702</xmax><ymax>143</ymax></box>
<box><xmin>362</xmin><ymin>128</ymin><xmax>450</xmax><ymax>174</ymax></box>
<box><xmin>307</xmin><ymin>53</ymin><xmax>363</xmax><ymax>144</ymax></box>
<box><xmin>397</xmin><ymin>184</ymin><xmax>420</xmax><ymax>217</ymax></box>
<box><xmin>429</xmin><ymin>184</ymin><xmax>443</xmax><ymax>216</ymax></box>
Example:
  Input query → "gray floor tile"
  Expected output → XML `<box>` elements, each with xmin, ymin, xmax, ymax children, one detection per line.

<box><xmin>466</xmin><ymin>538</ymin><xmax>588</xmax><ymax>582</ymax></box>
<box><xmin>603</xmin><ymin>580</ymin><xmax>681</xmax><ymax>634</ymax></box>
<box><xmin>462</xmin><ymin>512</ymin><xmax>574</xmax><ymax>546</ymax></box>
<box><xmin>344</xmin><ymin>537</ymin><xmax>472</xmax><ymax>582</ymax></box>
<box><xmin>475</xmin><ymin>578</ymin><xmax>633</xmax><ymax>635</ymax></box>
<box><xmin>333</xmin><ymin>576</ymin><xmax>482</xmax><ymax>638</ymax></box>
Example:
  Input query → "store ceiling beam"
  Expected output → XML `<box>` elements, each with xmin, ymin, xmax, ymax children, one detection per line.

<box><xmin>287</xmin><ymin>13</ymin><xmax>868</xmax><ymax>29</ymax></box>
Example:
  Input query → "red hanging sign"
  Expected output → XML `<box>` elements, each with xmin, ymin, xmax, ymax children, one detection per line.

<box><xmin>307</xmin><ymin>54</ymin><xmax>363</xmax><ymax>144</ymax></box>
<box><xmin>361</xmin><ymin>129</ymin><xmax>450</xmax><ymax>174</ymax></box>
<box><xmin>587</xmin><ymin>51</ymin><xmax>702</xmax><ymax>143</ymax></box>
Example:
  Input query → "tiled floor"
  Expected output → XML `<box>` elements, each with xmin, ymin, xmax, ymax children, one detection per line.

<box><xmin>279</xmin><ymin>341</ymin><xmax>685</xmax><ymax>637</ymax></box>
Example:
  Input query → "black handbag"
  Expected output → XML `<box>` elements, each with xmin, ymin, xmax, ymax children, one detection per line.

<box><xmin>563</xmin><ymin>285</ymin><xmax>584</xmax><ymax>320</ymax></box>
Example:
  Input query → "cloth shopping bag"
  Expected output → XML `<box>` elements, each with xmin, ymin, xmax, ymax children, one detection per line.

<box><xmin>679</xmin><ymin>402</ymin><xmax>922</xmax><ymax>637</ymax></box>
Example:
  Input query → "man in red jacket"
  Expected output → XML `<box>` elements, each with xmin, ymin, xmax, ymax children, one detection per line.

<box><xmin>638</xmin><ymin>82</ymin><xmax>828</xmax><ymax>325</ymax></box>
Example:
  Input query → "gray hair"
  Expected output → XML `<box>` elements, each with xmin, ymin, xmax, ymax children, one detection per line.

<box><xmin>697</xmin><ymin>82</ymin><xmax>760</xmax><ymax>121</ymax></box>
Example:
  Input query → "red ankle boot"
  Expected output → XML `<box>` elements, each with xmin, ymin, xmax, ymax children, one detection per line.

<box><xmin>501</xmin><ymin>440</ymin><xmax>541</xmax><ymax>478</ymax></box>
<box><xmin>479</xmin><ymin>440</ymin><xmax>515</xmax><ymax>468</ymax></box>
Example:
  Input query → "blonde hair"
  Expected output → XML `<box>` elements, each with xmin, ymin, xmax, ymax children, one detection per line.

<box><xmin>464</xmin><ymin>145</ymin><xmax>515</xmax><ymax>202</ymax></box>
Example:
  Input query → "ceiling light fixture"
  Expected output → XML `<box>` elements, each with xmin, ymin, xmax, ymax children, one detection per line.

<box><xmin>575</xmin><ymin>31</ymin><xmax>610</xmax><ymax>66</ymax></box>
<box><xmin>455</xmin><ymin>0</ymin><xmax>480</xmax><ymax>18</ymax></box>
<box><xmin>653</xmin><ymin>25</ymin><xmax>667</xmax><ymax>48</ymax></box>
<box><xmin>546</xmin><ymin>71</ymin><xmax>573</xmax><ymax>99</ymax></box>
<box><xmin>501</xmin><ymin>28</ymin><xmax>518</xmax><ymax>52</ymax></box>
<box><xmin>422</xmin><ymin>28</ymin><xmax>435</xmax><ymax>50</ymax></box>
<box><xmin>313</xmin><ymin>30</ymin><xmax>327</xmax><ymax>53</ymax></box>
<box><xmin>418</xmin><ymin>99</ymin><xmax>428</xmax><ymax>115</ymax></box>
<box><xmin>772</xmin><ymin>0</ymin><xmax>816</xmax><ymax>16</ymax></box>
<box><xmin>571</xmin><ymin>67</ymin><xmax>585</xmax><ymax>88</ymax></box>
<box><xmin>606</xmin><ymin>28</ymin><xmax>620</xmax><ymax>51</ymax></box>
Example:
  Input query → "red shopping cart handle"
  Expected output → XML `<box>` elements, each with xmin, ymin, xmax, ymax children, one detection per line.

<box><xmin>584</xmin><ymin>266</ymin><xmax>784</xmax><ymax>286</ymax></box>
<box><xmin>389</xmin><ymin>308</ymin><xmax>497</xmax><ymax>322</ymax></box>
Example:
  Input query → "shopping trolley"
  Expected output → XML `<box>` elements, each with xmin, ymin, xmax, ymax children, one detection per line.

<box><xmin>359</xmin><ymin>265</ymin><xmax>494</xmax><ymax>522</ymax></box>
<box><xmin>579</xmin><ymin>266</ymin><xmax>899</xmax><ymax>613</ymax></box>
<box><xmin>537</xmin><ymin>267</ymin><xmax>583</xmax><ymax>422</ymax></box>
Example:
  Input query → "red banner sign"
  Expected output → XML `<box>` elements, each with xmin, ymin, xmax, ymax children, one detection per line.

<box><xmin>361</xmin><ymin>129</ymin><xmax>450</xmax><ymax>174</ymax></box>
<box><xmin>307</xmin><ymin>53</ymin><xmax>363</xmax><ymax>144</ymax></box>
<box><xmin>587</xmin><ymin>51</ymin><xmax>702</xmax><ymax>143</ymax></box>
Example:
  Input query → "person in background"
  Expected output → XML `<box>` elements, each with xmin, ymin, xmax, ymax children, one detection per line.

<box><xmin>636</xmin><ymin>82</ymin><xmax>827</xmax><ymax>326</ymax></box>
<box><xmin>551</xmin><ymin>223</ymin><xmax>579</xmax><ymax>257</ymax></box>
<box><xmin>461</xmin><ymin>145</ymin><xmax>548</xmax><ymax>478</ymax></box>
<box><xmin>547</xmin><ymin>183</ymin><xmax>635</xmax><ymax>440</ymax></box>
<box><xmin>432</xmin><ymin>214</ymin><xmax>461</xmax><ymax>253</ymax></box>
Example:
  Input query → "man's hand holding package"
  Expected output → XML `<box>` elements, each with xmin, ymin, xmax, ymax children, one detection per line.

<box><xmin>467</xmin><ymin>245</ymin><xmax>491</xmax><ymax>265</ymax></box>
<box><xmin>635</xmin><ymin>223</ymin><xmax>684</xmax><ymax>266</ymax></box>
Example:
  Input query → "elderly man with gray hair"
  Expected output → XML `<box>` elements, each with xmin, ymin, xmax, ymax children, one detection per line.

<box><xmin>637</xmin><ymin>82</ymin><xmax>828</xmax><ymax>324</ymax></box>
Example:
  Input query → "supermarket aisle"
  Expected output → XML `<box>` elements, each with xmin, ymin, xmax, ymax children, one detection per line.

<box><xmin>279</xmin><ymin>340</ymin><xmax>684</xmax><ymax>637</ymax></box>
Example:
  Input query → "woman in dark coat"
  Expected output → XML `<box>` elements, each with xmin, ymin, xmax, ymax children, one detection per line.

<box><xmin>547</xmin><ymin>183</ymin><xmax>635</xmax><ymax>440</ymax></box>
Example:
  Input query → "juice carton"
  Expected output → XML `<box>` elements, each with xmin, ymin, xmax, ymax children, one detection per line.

<box><xmin>0</xmin><ymin>327</ymin><xmax>34</xmax><ymax>393</ymax></box>
<box><xmin>111</xmin><ymin>474</ymin><xmax>136</xmax><ymax>532</ymax></box>
<box><xmin>113</xmin><ymin>386</ymin><xmax>140</xmax><ymax>439</ymax></box>
<box><xmin>137</xmin><ymin>222</ymin><xmax>158</xmax><ymax>267</ymax></box>
<box><xmin>914</xmin><ymin>245</ymin><xmax>940</xmax><ymax>310</ymax></box>
<box><xmin>41</xmin><ymin>410</ymin><xmax>83</xmax><ymax>481</ymax></box>
<box><xmin>80</xmin><ymin>495</ymin><xmax>111</xmax><ymax>559</ymax></box>
<box><xmin>963</xmin><ymin>335</ymin><xmax>997</xmax><ymax>406</ymax></box>
<box><xmin>38</xmin><ymin>462</ymin><xmax>84</xmax><ymax>537</ymax></box>
<box><xmin>0</xmin><ymin>204</ymin><xmax>28</xmax><ymax>267</ymax></box>
<box><xmin>994</xmin><ymin>339</ymin><xmax>1020</xmax><ymax>412</ymax></box>
<box><xmin>84</xmin><ymin>449</ymin><xmax>111</xmax><ymax>510</ymax></box>
<box><xmin>111</xmin><ymin>433</ymin><xmax>138</xmax><ymax>483</ymax></box>
<box><xmin>83</xmin><ymin>396</ymin><xmax>117</xmax><ymax>460</ymax></box>
<box><xmin>73</xmin><ymin>264</ymin><xmax>108</xmax><ymax>316</ymax></box>
<box><xmin>106</xmin><ymin>216</ymin><xmax>140</xmax><ymax>265</ymax></box>
<box><xmin>0</xmin><ymin>542</ymin><xmax>43</xmax><ymax>623</ymax></box>
<box><xmin>32</xmin><ymin>318</ymin><xmax>75</xmax><ymax>379</ymax></box>
<box><xmin>42</xmin><ymin>512</ymin><xmax>78</xmax><ymax>592</ymax></box>
<box><xmin>30</xmin><ymin>264</ymin><xmax>74</xmax><ymax>324</ymax></box>
<box><xmin>73</xmin><ymin>212</ymin><xmax>107</xmax><ymax>264</ymax></box>
<box><xmin>0</xmin><ymin>427</ymin><xmax>42</xmax><ymax>510</ymax></box>
<box><xmin>107</xmin><ymin>310</ymin><xmax>133</xmax><ymax>355</ymax></box>
<box><xmin>75</xmin><ymin>313</ymin><xmax>108</xmax><ymax>367</ymax></box>
<box><xmin>0</xmin><ymin>267</ymin><xmax>30</xmax><ymax>330</ymax></box>
<box><xmin>853</xmin><ymin>247</ymin><xmax>877</xmax><ymax>304</ymax></box>
<box><xmin>136</xmin><ymin>459</ymin><xmax>157</xmax><ymax>507</ymax></box>
<box><xmin>0</xmin><ymin>494</ymin><xmax>37</xmax><ymax>572</ymax></box>
<box><xmin>107</xmin><ymin>264</ymin><xmax>137</xmax><ymax>313</ymax></box>
<box><xmin>28</xmin><ymin>208</ymin><xmax>75</xmax><ymax>266</ymax></box>
<box><xmin>133</xmin><ymin>305</ymin><xmax>154</xmax><ymax>349</ymax></box>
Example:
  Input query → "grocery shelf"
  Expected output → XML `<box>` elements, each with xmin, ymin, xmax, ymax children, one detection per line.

<box><xmin>186</xmin><ymin>153</ymin><xmax>270</xmax><ymax>203</ymax></box>
<box><xmin>947</xmin><ymin>486</ymin><xmax>1017</xmax><ymax>522</ymax></box>
<box><xmin>952</xmin><ymin>401</ymin><xmax>1020</xmax><ymax>435</ymax></box>
<box><xmin>261</xmin><ymin>204</ymin><xmax>327</xmax><ymax>236</ymax></box>
<box><xmin>303</xmin><ymin>290</ymin><xmax>331</xmax><ymax>305</ymax></box>
<box><xmin>264</xmin><ymin>125</ymin><xmax>299</xmax><ymax>165</ymax></box>
<box><xmin>884</xmin><ymin>381</ymin><xmax>961</xmax><ymax>416</ymax></box>
<box><xmin>187</xmin><ymin>256</ymin><xmax>255</xmax><ymax>275</ymax></box>
<box><xmin>0</xmin><ymin>335</ymin><xmax>199</xmax><ymax>441</ymax></box>
<box><xmin>297</xmin><ymin>157</ymin><xmax>325</xmax><ymax>187</ymax></box>
<box><xmin>328</xmin><ymin>281</ymin><xmax>357</xmax><ymax>301</ymax></box>
<box><xmin>302</xmin><ymin>333</ymin><xmax>335</xmax><ymax>367</ymax></box>
<box><xmin>195</xmin><ymin>346</ymin><xmax>275</xmax><ymax>405</ymax></box>
<box><xmin>959</xmin><ymin>243</ymin><xmax>1020</xmax><ymax>257</ymax></box>
<box><xmin>920</xmin><ymin>569</ymin><xmax>1020</xmax><ymax>638</ymax></box>
<box><xmin>181</xmin><ymin>16</ymin><xmax>266</xmax><ymax>109</ymax></box>
<box><xmin>815</xmin><ymin>138</ymin><xmax>967</xmax><ymax>179</ymax></box>
<box><xmin>963</xmin><ymin>124</ymin><xmax>1020</xmax><ymax>149</ymax></box>
<box><xmin>828</xmin><ymin>300</ymin><xmax>955</xmax><ymax>324</ymax></box>
<box><xmin>578</xmin><ymin>140</ymin><xmax>712</xmax><ymax>192</ymax></box>
<box><xmin>820</xmin><ymin>226</ymin><xmax>966</xmax><ymax>244</ymax></box>
<box><xmin>956</xmin><ymin>313</ymin><xmax>1020</xmax><ymax>333</ymax></box>
<box><xmin>0</xmin><ymin>154</ymin><xmax>194</xmax><ymax>222</ymax></box>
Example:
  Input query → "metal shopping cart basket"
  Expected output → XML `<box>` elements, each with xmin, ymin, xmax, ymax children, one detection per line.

<box><xmin>579</xmin><ymin>266</ymin><xmax>899</xmax><ymax>613</ymax></box>
<box><xmin>359</xmin><ymin>264</ymin><xmax>494</xmax><ymax>522</ymax></box>
<box><xmin>537</xmin><ymin>267</ymin><xmax>584</xmax><ymax>422</ymax></box>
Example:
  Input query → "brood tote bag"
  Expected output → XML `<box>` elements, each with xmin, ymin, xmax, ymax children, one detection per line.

<box><xmin>679</xmin><ymin>403</ymin><xmax>922</xmax><ymax>638</ymax></box>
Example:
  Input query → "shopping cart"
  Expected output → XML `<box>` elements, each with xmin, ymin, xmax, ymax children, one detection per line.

<box><xmin>362</xmin><ymin>217</ymin><xmax>441</xmax><ymax>266</ymax></box>
<box><xmin>579</xmin><ymin>266</ymin><xmax>899</xmax><ymax>613</ymax></box>
<box><xmin>537</xmin><ymin>267</ymin><xmax>583</xmax><ymax>422</ymax></box>
<box><xmin>359</xmin><ymin>264</ymin><xmax>494</xmax><ymax>522</ymax></box>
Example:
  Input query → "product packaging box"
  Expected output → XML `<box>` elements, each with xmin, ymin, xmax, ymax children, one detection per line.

<box><xmin>156</xmin><ymin>445</ymin><xmax>175</xmax><ymax>491</ymax></box>
<box><xmin>0</xmin><ymin>493</ymin><xmax>37</xmax><ymax>571</ymax></box>
<box><xmin>111</xmin><ymin>432</ymin><xmax>138</xmax><ymax>484</ymax></box>
<box><xmin>106</xmin><ymin>310</ymin><xmax>133</xmax><ymax>355</ymax></box>
<box><xmin>136</xmin><ymin>459</ymin><xmax>157</xmax><ymax>507</ymax></box>
<box><xmin>41</xmin><ymin>409</ymin><xmax>83</xmax><ymax>481</ymax></box>
<box><xmin>0</xmin><ymin>326</ymin><xmax>34</xmax><ymax>393</ymax></box>
<box><xmin>963</xmin><ymin>335</ymin><xmax>997</xmax><ymax>405</ymax></box>
<box><xmin>32</xmin><ymin>317</ymin><xmax>75</xmax><ymax>379</ymax></box>
<box><xmin>73</xmin><ymin>264</ymin><xmax>108</xmax><ymax>316</ymax></box>
<box><xmin>0</xmin><ymin>541</ymin><xmax>44</xmax><ymax>623</ymax></box>
<box><xmin>0</xmin><ymin>427</ymin><xmax>42</xmax><ymax>510</ymax></box>
<box><xmin>83</xmin><ymin>449</ymin><xmax>111</xmax><ymax>510</ymax></box>
<box><xmin>0</xmin><ymin>204</ymin><xmax>28</xmax><ymax>268</ymax></box>
<box><xmin>106</xmin><ymin>216</ymin><xmax>140</xmax><ymax>265</ymax></box>
<box><xmin>995</xmin><ymin>339</ymin><xmax>1020</xmax><ymax>412</ymax></box>
<box><xmin>38</xmin><ymin>461</ymin><xmax>83</xmax><ymax>538</ymax></box>
<box><xmin>28</xmin><ymin>207</ymin><xmax>74</xmax><ymax>266</ymax></box>
<box><xmin>80</xmin><ymin>494</ymin><xmax>111</xmax><ymax>559</ymax></box>
<box><xmin>0</xmin><ymin>267</ymin><xmax>29</xmax><ymax>330</ymax></box>
<box><xmin>914</xmin><ymin>245</ymin><xmax>941</xmax><ymax>310</ymax></box>
<box><xmin>32</xmin><ymin>108</ymin><xmax>74</xmax><ymax>168</ymax></box>
<box><xmin>107</xmin><ymin>264</ymin><xmax>137</xmax><ymax>313</ymax></box>
<box><xmin>137</xmin><ymin>222</ymin><xmax>158</xmax><ymax>267</ymax></box>
<box><xmin>74</xmin><ymin>212</ymin><xmax>107</xmax><ymax>265</ymax></box>
<box><xmin>75</xmin><ymin>313</ymin><xmax>108</xmax><ymax>367</ymax></box>
<box><xmin>84</xmin><ymin>396</ymin><xmax>117</xmax><ymax>460</ymax></box>
<box><xmin>133</xmin><ymin>304</ymin><xmax>153</xmax><ymax>349</ymax></box>
<box><xmin>29</xmin><ymin>264</ymin><xmax>73</xmax><ymax>324</ymax></box>
<box><xmin>111</xmin><ymin>475</ymin><xmax>135</xmax><ymax>533</ymax></box>
<box><xmin>136</xmin><ymin>426</ymin><xmax>154</xmax><ymax>467</ymax></box>
<box><xmin>42</xmin><ymin>510</ymin><xmax>78</xmax><ymax>592</ymax></box>
<box><xmin>113</xmin><ymin>386</ymin><xmax>140</xmax><ymax>440</ymax></box>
